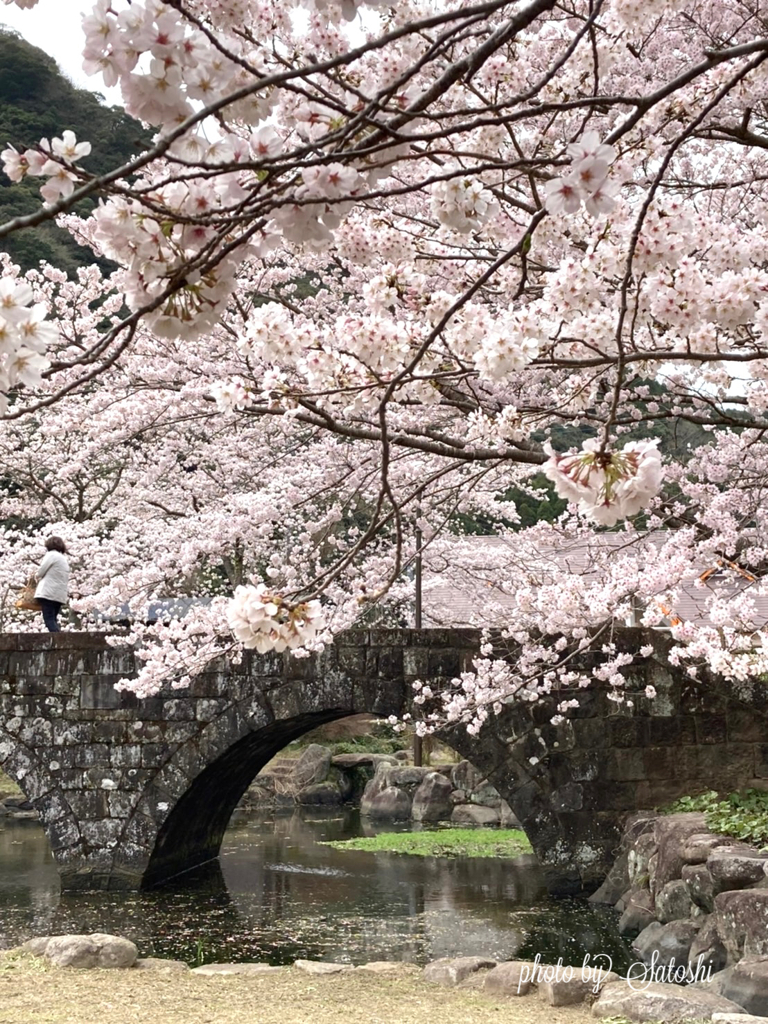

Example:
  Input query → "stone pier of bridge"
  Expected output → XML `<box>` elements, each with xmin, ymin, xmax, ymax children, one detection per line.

<box><xmin>0</xmin><ymin>628</ymin><xmax>765</xmax><ymax>894</ymax></box>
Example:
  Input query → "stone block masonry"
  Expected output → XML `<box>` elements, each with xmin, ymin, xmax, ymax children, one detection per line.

<box><xmin>0</xmin><ymin>627</ymin><xmax>766</xmax><ymax>894</ymax></box>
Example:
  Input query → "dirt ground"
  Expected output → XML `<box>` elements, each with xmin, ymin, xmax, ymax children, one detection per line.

<box><xmin>0</xmin><ymin>956</ymin><xmax>596</xmax><ymax>1024</ymax></box>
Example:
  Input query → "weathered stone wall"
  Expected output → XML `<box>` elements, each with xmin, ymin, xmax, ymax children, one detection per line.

<box><xmin>1</xmin><ymin>627</ymin><xmax>767</xmax><ymax>894</ymax></box>
<box><xmin>590</xmin><ymin>810</ymin><xmax>768</xmax><ymax>1017</ymax></box>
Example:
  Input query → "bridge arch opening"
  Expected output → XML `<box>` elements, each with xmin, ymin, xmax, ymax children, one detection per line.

<box><xmin>141</xmin><ymin>701</ymin><xmax>529</xmax><ymax>890</ymax></box>
<box><xmin>142</xmin><ymin>712</ymin><xmax>505</xmax><ymax>888</ymax></box>
<box><xmin>143</xmin><ymin>709</ymin><xmax>378</xmax><ymax>887</ymax></box>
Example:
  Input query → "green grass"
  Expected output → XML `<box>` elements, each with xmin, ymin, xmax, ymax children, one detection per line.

<box><xmin>0</xmin><ymin>769</ymin><xmax>23</xmax><ymax>798</ymax></box>
<box><xmin>324</xmin><ymin>827</ymin><xmax>532</xmax><ymax>858</ymax></box>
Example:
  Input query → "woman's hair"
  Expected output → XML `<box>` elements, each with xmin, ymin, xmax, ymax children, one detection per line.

<box><xmin>45</xmin><ymin>536</ymin><xmax>67</xmax><ymax>554</ymax></box>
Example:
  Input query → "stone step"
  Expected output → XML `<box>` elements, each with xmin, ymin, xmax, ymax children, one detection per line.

<box><xmin>255</xmin><ymin>765</ymin><xmax>294</xmax><ymax>779</ymax></box>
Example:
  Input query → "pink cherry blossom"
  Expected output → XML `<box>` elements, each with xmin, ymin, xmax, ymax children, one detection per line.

<box><xmin>543</xmin><ymin>175</ymin><xmax>583</xmax><ymax>215</ymax></box>
<box><xmin>0</xmin><ymin>0</ymin><xmax>765</xmax><ymax>729</ymax></box>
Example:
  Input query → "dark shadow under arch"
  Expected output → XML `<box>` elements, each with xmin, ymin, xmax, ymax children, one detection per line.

<box><xmin>143</xmin><ymin>709</ymin><xmax>357</xmax><ymax>887</ymax></box>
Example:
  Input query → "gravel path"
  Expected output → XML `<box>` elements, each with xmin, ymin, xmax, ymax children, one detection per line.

<box><xmin>0</xmin><ymin>956</ymin><xmax>596</xmax><ymax>1024</ymax></box>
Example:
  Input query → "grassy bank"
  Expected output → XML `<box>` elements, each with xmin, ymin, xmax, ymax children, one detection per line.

<box><xmin>0</xmin><ymin>769</ymin><xmax>22</xmax><ymax>799</ymax></box>
<box><xmin>325</xmin><ymin>827</ymin><xmax>532</xmax><ymax>858</ymax></box>
<box><xmin>0</xmin><ymin>954</ymin><xmax>593</xmax><ymax>1024</ymax></box>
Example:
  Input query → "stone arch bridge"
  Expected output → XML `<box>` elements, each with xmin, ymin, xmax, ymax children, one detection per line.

<box><xmin>0</xmin><ymin>628</ymin><xmax>766</xmax><ymax>895</ymax></box>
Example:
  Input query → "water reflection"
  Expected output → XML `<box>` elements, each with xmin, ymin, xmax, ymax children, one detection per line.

<box><xmin>0</xmin><ymin>811</ymin><xmax>631</xmax><ymax>970</ymax></box>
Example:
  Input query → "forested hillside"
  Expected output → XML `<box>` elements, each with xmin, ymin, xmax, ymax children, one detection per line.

<box><xmin>0</xmin><ymin>28</ymin><xmax>152</xmax><ymax>275</ymax></box>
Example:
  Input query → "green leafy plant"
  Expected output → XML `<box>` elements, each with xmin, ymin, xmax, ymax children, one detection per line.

<box><xmin>663</xmin><ymin>788</ymin><xmax>768</xmax><ymax>846</ymax></box>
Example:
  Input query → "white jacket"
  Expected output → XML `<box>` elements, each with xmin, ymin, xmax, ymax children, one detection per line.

<box><xmin>34</xmin><ymin>551</ymin><xmax>70</xmax><ymax>603</ymax></box>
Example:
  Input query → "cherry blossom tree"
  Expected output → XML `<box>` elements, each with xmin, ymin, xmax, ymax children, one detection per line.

<box><xmin>1</xmin><ymin>0</ymin><xmax>768</xmax><ymax>718</ymax></box>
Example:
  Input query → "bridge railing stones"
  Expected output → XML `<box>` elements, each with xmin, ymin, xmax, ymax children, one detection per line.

<box><xmin>1</xmin><ymin>627</ymin><xmax>767</xmax><ymax>894</ymax></box>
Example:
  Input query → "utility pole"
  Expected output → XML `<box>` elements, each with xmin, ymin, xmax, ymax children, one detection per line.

<box><xmin>413</xmin><ymin>487</ymin><xmax>423</xmax><ymax>767</ymax></box>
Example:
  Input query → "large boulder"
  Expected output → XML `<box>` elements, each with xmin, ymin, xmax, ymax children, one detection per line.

<box><xmin>618</xmin><ymin>888</ymin><xmax>656</xmax><ymax>937</ymax></box>
<box><xmin>370</xmin><ymin>754</ymin><xmax>399</xmax><ymax>770</ymax></box>
<box><xmin>688</xmin><ymin>915</ymin><xmax>727</xmax><ymax>974</ymax></box>
<box><xmin>627</xmin><ymin>831</ymin><xmax>658</xmax><ymax>889</ymax></box>
<box><xmin>682</xmin><ymin>862</ymin><xmax>717</xmax><ymax>913</ymax></box>
<box><xmin>294</xmin><ymin>960</ymin><xmax>353</xmax><ymax>975</ymax></box>
<box><xmin>632</xmin><ymin>920</ymin><xmax>700</xmax><ymax>967</ymax></box>
<box><xmin>32</xmin><ymin>935</ymin><xmax>100</xmax><ymax>968</ymax></box>
<box><xmin>714</xmin><ymin>890</ymin><xmax>768</xmax><ymax>962</ymax></box>
<box><xmin>23</xmin><ymin>933</ymin><xmax>138</xmax><ymax>969</ymax></box>
<box><xmin>360</xmin><ymin>764</ymin><xmax>392</xmax><ymax>814</ymax></box>
<box><xmin>540</xmin><ymin>970</ymin><xmax>619</xmax><ymax>1007</ymax></box>
<box><xmin>482</xmin><ymin>961</ymin><xmax>535</xmax><ymax>997</ymax></box>
<box><xmin>469</xmin><ymin>780</ymin><xmax>502</xmax><ymax>809</ymax></box>
<box><xmin>615</xmin><ymin>887</ymin><xmax>632</xmax><ymax>913</ymax></box>
<box><xmin>590</xmin><ymin>850</ymin><xmax>630</xmax><ymax>906</ymax></box>
<box><xmin>707</xmin><ymin>847</ymin><xmax>768</xmax><ymax>890</ymax></box>
<box><xmin>703</xmin><ymin>957</ymin><xmax>768</xmax><ymax>1016</ymax></box>
<box><xmin>23</xmin><ymin>938</ymin><xmax>51</xmax><ymax>956</ymax></box>
<box><xmin>450</xmin><ymin>760</ymin><xmax>482</xmax><ymax>792</ymax></box>
<box><xmin>451</xmin><ymin>804</ymin><xmax>500</xmax><ymax>826</ymax></box>
<box><xmin>89</xmin><ymin>934</ymin><xmax>139</xmax><ymax>969</ymax></box>
<box><xmin>295</xmin><ymin>782</ymin><xmax>343</xmax><ymax>806</ymax></box>
<box><xmin>331</xmin><ymin>753</ymin><xmax>379</xmax><ymax>769</ymax></box>
<box><xmin>654</xmin><ymin>879</ymin><xmax>695</xmax><ymax>923</ymax></box>
<box><xmin>292</xmin><ymin>744</ymin><xmax>332</xmax><ymax>787</ymax></box>
<box><xmin>385</xmin><ymin>766</ymin><xmax>434</xmax><ymax>793</ymax></box>
<box><xmin>683</xmin><ymin>833</ymin><xmax>736</xmax><ymax>865</ymax></box>
<box><xmin>135</xmin><ymin>958</ymin><xmax>190</xmax><ymax>972</ymax></box>
<box><xmin>592</xmin><ymin>980</ymin><xmax>747</xmax><ymax>1020</ymax></box>
<box><xmin>423</xmin><ymin>956</ymin><xmax>496</xmax><ymax>986</ymax></box>
<box><xmin>411</xmin><ymin>772</ymin><xmax>453</xmax><ymax>823</ymax></box>
<box><xmin>356</xmin><ymin>962</ymin><xmax>418</xmax><ymax>975</ymax></box>
<box><xmin>362</xmin><ymin>785</ymin><xmax>412</xmax><ymax>820</ymax></box>
<box><xmin>623</xmin><ymin>811</ymin><xmax>661</xmax><ymax>847</ymax></box>
<box><xmin>650</xmin><ymin>813</ymin><xmax>708</xmax><ymax>896</ymax></box>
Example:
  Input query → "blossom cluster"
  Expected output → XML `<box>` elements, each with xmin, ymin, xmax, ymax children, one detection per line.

<box><xmin>88</xmin><ymin>188</ymin><xmax>252</xmax><ymax>340</ymax></box>
<box><xmin>0</xmin><ymin>277</ymin><xmax>56</xmax><ymax>411</ymax></box>
<box><xmin>543</xmin><ymin>132</ymin><xmax>619</xmax><ymax>217</ymax></box>
<box><xmin>211</xmin><ymin>380</ymin><xmax>253</xmax><ymax>413</ymax></box>
<box><xmin>1</xmin><ymin>131</ymin><xmax>91</xmax><ymax>204</ymax></box>
<box><xmin>227</xmin><ymin>583</ymin><xmax>325</xmax><ymax>653</ymax></box>
<box><xmin>431</xmin><ymin>177</ymin><xmax>498</xmax><ymax>233</ymax></box>
<box><xmin>543</xmin><ymin>439</ymin><xmax>663</xmax><ymax>526</ymax></box>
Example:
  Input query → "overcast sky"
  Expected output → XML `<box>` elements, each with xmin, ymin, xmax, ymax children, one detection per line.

<box><xmin>0</xmin><ymin>0</ymin><xmax>121</xmax><ymax>102</ymax></box>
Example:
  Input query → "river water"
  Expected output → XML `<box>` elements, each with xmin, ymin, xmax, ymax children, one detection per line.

<box><xmin>0</xmin><ymin>809</ymin><xmax>631</xmax><ymax>970</ymax></box>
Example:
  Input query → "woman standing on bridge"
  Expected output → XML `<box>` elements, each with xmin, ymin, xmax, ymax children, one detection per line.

<box><xmin>34</xmin><ymin>536</ymin><xmax>69</xmax><ymax>632</ymax></box>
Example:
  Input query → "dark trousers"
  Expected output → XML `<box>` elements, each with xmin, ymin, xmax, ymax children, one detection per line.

<box><xmin>39</xmin><ymin>599</ymin><xmax>62</xmax><ymax>632</ymax></box>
